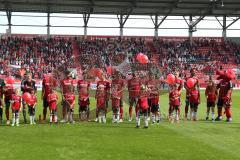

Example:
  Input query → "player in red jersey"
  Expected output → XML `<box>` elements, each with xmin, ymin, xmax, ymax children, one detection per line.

<box><xmin>215</xmin><ymin>73</ymin><xmax>233</xmax><ymax>122</ymax></box>
<box><xmin>42</xmin><ymin>71</ymin><xmax>53</xmax><ymax>122</ymax></box>
<box><xmin>60</xmin><ymin>71</ymin><xmax>73</xmax><ymax>123</ymax></box>
<box><xmin>21</xmin><ymin>73</ymin><xmax>37</xmax><ymax>123</ymax></box>
<box><xmin>64</xmin><ymin>92</ymin><xmax>75</xmax><ymax>124</ymax></box>
<box><xmin>146</xmin><ymin>74</ymin><xmax>161</xmax><ymax>124</ymax></box>
<box><xmin>95</xmin><ymin>84</ymin><xmax>107</xmax><ymax>123</ymax></box>
<box><xmin>184</xmin><ymin>69</ymin><xmax>200</xmax><ymax>120</ymax></box>
<box><xmin>169</xmin><ymin>84</ymin><xmax>182</xmax><ymax>123</ymax></box>
<box><xmin>78</xmin><ymin>74</ymin><xmax>90</xmax><ymax>121</ymax></box>
<box><xmin>95</xmin><ymin>75</ymin><xmax>110</xmax><ymax>122</ymax></box>
<box><xmin>10</xmin><ymin>89</ymin><xmax>22</xmax><ymax>126</ymax></box>
<box><xmin>3</xmin><ymin>82</ymin><xmax>14</xmax><ymax>125</ymax></box>
<box><xmin>111</xmin><ymin>72</ymin><xmax>125</xmax><ymax>122</ymax></box>
<box><xmin>189</xmin><ymin>88</ymin><xmax>200</xmax><ymax>121</ymax></box>
<box><xmin>28</xmin><ymin>89</ymin><xmax>37</xmax><ymax>125</ymax></box>
<box><xmin>136</xmin><ymin>85</ymin><xmax>149</xmax><ymax>128</ymax></box>
<box><xmin>111</xmin><ymin>84</ymin><xmax>122</xmax><ymax>123</ymax></box>
<box><xmin>47</xmin><ymin>90</ymin><xmax>59</xmax><ymax>123</ymax></box>
<box><xmin>0</xmin><ymin>81</ymin><xmax>4</xmax><ymax>123</ymax></box>
<box><xmin>205</xmin><ymin>79</ymin><xmax>218</xmax><ymax>121</ymax></box>
<box><xmin>168</xmin><ymin>71</ymin><xmax>183</xmax><ymax>121</ymax></box>
<box><xmin>128</xmin><ymin>72</ymin><xmax>141</xmax><ymax>121</ymax></box>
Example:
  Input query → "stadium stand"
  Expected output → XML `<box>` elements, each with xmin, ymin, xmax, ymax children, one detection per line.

<box><xmin>1</xmin><ymin>35</ymin><xmax>240</xmax><ymax>88</ymax></box>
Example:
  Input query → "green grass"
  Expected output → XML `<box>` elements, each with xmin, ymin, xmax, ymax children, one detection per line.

<box><xmin>1</xmin><ymin>90</ymin><xmax>240</xmax><ymax>160</ymax></box>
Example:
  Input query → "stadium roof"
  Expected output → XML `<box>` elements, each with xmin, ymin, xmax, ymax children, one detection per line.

<box><xmin>0</xmin><ymin>0</ymin><xmax>240</xmax><ymax>16</ymax></box>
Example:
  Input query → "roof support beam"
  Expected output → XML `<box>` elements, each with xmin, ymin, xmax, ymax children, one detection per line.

<box><xmin>215</xmin><ymin>16</ymin><xmax>240</xmax><ymax>39</ymax></box>
<box><xmin>184</xmin><ymin>15</ymin><xmax>204</xmax><ymax>45</ymax></box>
<box><xmin>191</xmin><ymin>16</ymin><xmax>205</xmax><ymax>28</ymax></box>
<box><xmin>150</xmin><ymin>0</ymin><xmax>180</xmax><ymax>38</ymax></box>
<box><xmin>215</xmin><ymin>16</ymin><xmax>223</xmax><ymax>27</ymax></box>
<box><xmin>189</xmin><ymin>15</ymin><xmax>193</xmax><ymax>46</ymax></box>
<box><xmin>216</xmin><ymin>16</ymin><xmax>240</xmax><ymax>29</ymax></box>
<box><xmin>150</xmin><ymin>15</ymin><xmax>167</xmax><ymax>38</ymax></box>
<box><xmin>83</xmin><ymin>12</ymin><xmax>91</xmax><ymax>37</ymax></box>
<box><xmin>184</xmin><ymin>15</ymin><xmax>205</xmax><ymax>32</ymax></box>
<box><xmin>222</xmin><ymin>15</ymin><xmax>227</xmax><ymax>39</ymax></box>
<box><xmin>226</xmin><ymin>17</ymin><xmax>240</xmax><ymax>29</ymax></box>
<box><xmin>47</xmin><ymin>12</ymin><xmax>50</xmax><ymax>38</ymax></box>
<box><xmin>6</xmin><ymin>10</ymin><xmax>12</xmax><ymax>35</ymax></box>
<box><xmin>117</xmin><ymin>14</ymin><xmax>130</xmax><ymax>37</ymax></box>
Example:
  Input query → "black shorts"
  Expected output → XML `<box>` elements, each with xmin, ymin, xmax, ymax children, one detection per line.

<box><xmin>207</xmin><ymin>102</ymin><xmax>215</xmax><ymax>108</ymax></box>
<box><xmin>43</xmin><ymin>97</ymin><xmax>49</xmax><ymax>108</ymax></box>
<box><xmin>78</xmin><ymin>98</ymin><xmax>90</xmax><ymax>106</ymax></box>
<box><xmin>97</xmin><ymin>108</ymin><xmax>106</xmax><ymax>113</ymax></box>
<box><xmin>151</xmin><ymin>104</ymin><xmax>160</xmax><ymax>113</ymax></box>
<box><xmin>170</xmin><ymin>105</ymin><xmax>180</xmax><ymax>111</ymax></box>
<box><xmin>138</xmin><ymin>108</ymin><xmax>148</xmax><ymax>116</ymax></box>
<box><xmin>190</xmin><ymin>102</ymin><xmax>198</xmax><ymax>110</ymax></box>
<box><xmin>12</xmin><ymin>109</ymin><xmax>20</xmax><ymax>114</ymax></box>
<box><xmin>67</xmin><ymin>107</ymin><xmax>74</xmax><ymax>112</ymax></box>
<box><xmin>217</xmin><ymin>98</ymin><xmax>224</xmax><ymax>107</ymax></box>
<box><xmin>50</xmin><ymin>109</ymin><xmax>57</xmax><ymax>115</ymax></box>
<box><xmin>79</xmin><ymin>106</ymin><xmax>89</xmax><ymax>112</ymax></box>
<box><xmin>129</xmin><ymin>97</ymin><xmax>138</xmax><ymax>106</ymax></box>
<box><xmin>28</xmin><ymin>107</ymin><xmax>35</xmax><ymax>116</ymax></box>
<box><xmin>112</xmin><ymin>107</ymin><xmax>120</xmax><ymax>113</ymax></box>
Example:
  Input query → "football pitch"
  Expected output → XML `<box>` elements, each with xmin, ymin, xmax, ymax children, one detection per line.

<box><xmin>1</xmin><ymin>90</ymin><xmax>240</xmax><ymax>160</ymax></box>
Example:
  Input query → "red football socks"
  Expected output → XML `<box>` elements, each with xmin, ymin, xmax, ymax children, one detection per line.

<box><xmin>225</xmin><ymin>107</ymin><xmax>232</xmax><ymax>118</ymax></box>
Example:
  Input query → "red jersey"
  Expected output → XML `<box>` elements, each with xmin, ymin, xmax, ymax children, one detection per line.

<box><xmin>42</xmin><ymin>77</ymin><xmax>53</xmax><ymax>98</ymax></box>
<box><xmin>65</xmin><ymin>94</ymin><xmax>75</xmax><ymax>106</ymax></box>
<box><xmin>112</xmin><ymin>78</ymin><xmax>125</xmax><ymax>98</ymax></box>
<box><xmin>175</xmin><ymin>78</ymin><xmax>184</xmax><ymax>90</ymax></box>
<box><xmin>147</xmin><ymin>79</ymin><xmax>160</xmax><ymax>105</ymax></box>
<box><xmin>96</xmin><ymin>80</ymin><xmax>110</xmax><ymax>100</ymax></box>
<box><xmin>97</xmin><ymin>80</ymin><xmax>110</xmax><ymax>92</ymax></box>
<box><xmin>11</xmin><ymin>94</ymin><xmax>21</xmax><ymax>110</ymax></box>
<box><xmin>111</xmin><ymin>87</ymin><xmax>121</xmax><ymax>108</ymax></box>
<box><xmin>189</xmin><ymin>89</ymin><xmax>200</xmax><ymax>103</ymax></box>
<box><xmin>4</xmin><ymin>85</ymin><xmax>14</xmax><ymax>100</ymax></box>
<box><xmin>205</xmin><ymin>85</ymin><xmax>217</xmax><ymax>102</ymax></box>
<box><xmin>96</xmin><ymin>89</ymin><xmax>106</xmax><ymax>109</ymax></box>
<box><xmin>78</xmin><ymin>80</ymin><xmax>90</xmax><ymax>99</ymax></box>
<box><xmin>185</xmin><ymin>77</ymin><xmax>199</xmax><ymax>98</ymax></box>
<box><xmin>169</xmin><ymin>89</ymin><xmax>181</xmax><ymax>106</ymax></box>
<box><xmin>47</xmin><ymin>93</ymin><xmax>58</xmax><ymax>110</ymax></box>
<box><xmin>28</xmin><ymin>94</ymin><xmax>37</xmax><ymax>107</ymax></box>
<box><xmin>97</xmin><ymin>80</ymin><xmax>110</xmax><ymax>99</ymax></box>
<box><xmin>138</xmin><ymin>91</ymin><xmax>149</xmax><ymax>110</ymax></box>
<box><xmin>217</xmin><ymin>80</ymin><xmax>233</xmax><ymax>99</ymax></box>
<box><xmin>128</xmin><ymin>78</ymin><xmax>141</xmax><ymax>98</ymax></box>
<box><xmin>61</xmin><ymin>78</ymin><xmax>73</xmax><ymax>95</ymax></box>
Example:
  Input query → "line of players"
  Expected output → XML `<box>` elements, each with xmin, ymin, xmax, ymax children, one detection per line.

<box><xmin>0</xmin><ymin>68</ymin><xmax>233</xmax><ymax>128</ymax></box>
<box><xmin>0</xmin><ymin>74</ymin><xmax>37</xmax><ymax>126</ymax></box>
